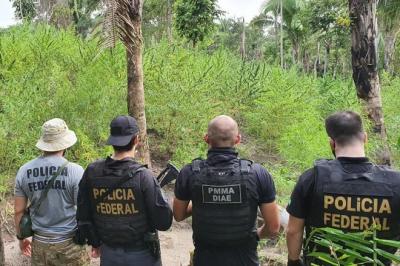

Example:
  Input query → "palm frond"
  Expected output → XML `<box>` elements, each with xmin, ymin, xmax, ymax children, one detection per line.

<box><xmin>97</xmin><ymin>0</ymin><xmax>141</xmax><ymax>55</ymax></box>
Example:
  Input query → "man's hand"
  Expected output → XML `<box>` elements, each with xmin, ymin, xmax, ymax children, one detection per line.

<box><xmin>91</xmin><ymin>247</ymin><xmax>101</xmax><ymax>258</ymax></box>
<box><xmin>287</xmin><ymin>258</ymin><xmax>305</xmax><ymax>266</ymax></box>
<box><xmin>19</xmin><ymin>239</ymin><xmax>31</xmax><ymax>257</ymax></box>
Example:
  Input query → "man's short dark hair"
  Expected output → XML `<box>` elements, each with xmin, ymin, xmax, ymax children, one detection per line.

<box><xmin>325</xmin><ymin>111</ymin><xmax>364</xmax><ymax>145</ymax></box>
<box><xmin>112</xmin><ymin>136</ymin><xmax>136</xmax><ymax>152</ymax></box>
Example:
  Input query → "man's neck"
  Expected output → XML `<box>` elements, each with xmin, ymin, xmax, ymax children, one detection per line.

<box><xmin>112</xmin><ymin>150</ymin><xmax>135</xmax><ymax>160</ymax></box>
<box><xmin>335</xmin><ymin>145</ymin><xmax>365</xmax><ymax>158</ymax></box>
<box><xmin>43</xmin><ymin>150</ymin><xmax>64</xmax><ymax>157</ymax></box>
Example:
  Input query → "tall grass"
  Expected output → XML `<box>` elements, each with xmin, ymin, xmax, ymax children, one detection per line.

<box><xmin>0</xmin><ymin>24</ymin><xmax>399</xmax><ymax>201</ymax></box>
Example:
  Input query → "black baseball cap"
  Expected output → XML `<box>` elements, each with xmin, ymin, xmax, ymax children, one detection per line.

<box><xmin>106</xmin><ymin>115</ymin><xmax>140</xmax><ymax>146</ymax></box>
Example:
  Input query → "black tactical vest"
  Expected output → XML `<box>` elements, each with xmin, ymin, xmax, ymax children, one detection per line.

<box><xmin>305</xmin><ymin>159</ymin><xmax>400</xmax><ymax>264</ymax></box>
<box><xmin>88</xmin><ymin>163</ymin><xmax>149</xmax><ymax>248</ymax></box>
<box><xmin>191</xmin><ymin>159</ymin><xmax>258</xmax><ymax>246</ymax></box>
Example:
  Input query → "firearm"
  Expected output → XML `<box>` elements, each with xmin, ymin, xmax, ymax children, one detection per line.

<box><xmin>144</xmin><ymin>231</ymin><xmax>161</xmax><ymax>260</ymax></box>
<box><xmin>156</xmin><ymin>163</ymin><xmax>179</xmax><ymax>188</ymax></box>
<box><xmin>145</xmin><ymin>163</ymin><xmax>179</xmax><ymax>264</ymax></box>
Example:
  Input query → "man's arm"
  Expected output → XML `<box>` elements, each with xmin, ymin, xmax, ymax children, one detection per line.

<box><xmin>253</xmin><ymin>164</ymin><xmax>280</xmax><ymax>238</ymax></box>
<box><xmin>75</xmin><ymin>168</ymin><xmax>102</xmax><ymax>248</ymax></box>
<box><xmin>172</xmin><ymin>199</ymin><xmax>192</xmax><ymax>222</ymax></box>
<box><xmin>14</xmin><ymin>196</ymin><xmax>31</xmax><ymax>256</ymax></box>
<box><xmin>173</xmin><ymin>165</ymin><xmax>192</xmax><ymax>222</ymax></box>
<box><xmin>142</xmin><ymin>171</ymin><xmax>173</xmax><ymax>231</ymax></box>
<box><xmin>285</xmin><ymin>168</ymin><xmax>315</xmax><ymax>265</ymax></box>
<box><xmin>286</xmin><ymin>215</ymin><xmax>305</xmax><ymax>261</ymax></box>
<box><xmin>257</xmin><ymin>201</ymin><xmax>280</xmax><ymax>239</ymax></box>
<box><xmin>14</xmin><ymin>196</ymin><xmax>27</xmax><ymax>236</ymax></box>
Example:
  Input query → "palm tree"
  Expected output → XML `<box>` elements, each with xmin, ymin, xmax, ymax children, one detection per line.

<box><xmin>0</xmin><ymin>222</ymin><xmax>4</xmax><ymax>265</ymax></box>
<box><xmin>349</xmin><ymin>0</ymin><xmax>391</xmax><ymax>165</ymax></box>
<box><xmin>378</xmin><ymin>0</ymin><xmax>400</xmax><ymax>74</ymax></box>
<box><xmin>99</xmin><ymin>0</ymin><xmax>151</xmax><ymax>165</ymax></box>
<box><xmin>262</xmin><ymin>0</ymin><xmax>305</xmax><ymax>66</ymax></box>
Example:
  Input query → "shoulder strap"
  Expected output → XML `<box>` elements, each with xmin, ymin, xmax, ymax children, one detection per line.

<box><xmin>192</xmin><ymin>159</ymin><xmax>202</xmax><ymax>173</ymax></box>
<box><xmin>239</xmin><ymin>159</ymin><xmax>251</xmax><ymax>174</ymax></box>
<box><xmin>31</xmin><ymin>161</ymin><xmax>69</xmax><ymax>216</ymax></box>
<box><xmin>95</xmin><ymin>165</ymin><xmax>146</xmax><ymax>204</ymax></box>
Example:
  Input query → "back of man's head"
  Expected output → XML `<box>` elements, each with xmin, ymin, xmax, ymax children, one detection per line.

<box><xmin>206</xmin><ymin>115</ymin><xmax>240</xmax><ymax>148</ymax></box>
<box><xmin>106</xmin><ymin>115</ymin><xmax>140</xmax><ymax>152</ymax></box>
<box><xmin>325</xmin><ymin>111</ymin><xmax>364</xmax><ymax>146</ymax></box>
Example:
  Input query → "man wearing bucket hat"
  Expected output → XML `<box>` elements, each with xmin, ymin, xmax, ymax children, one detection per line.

<box><xmin>14</xmin><ymin>118</ymin><xmax>90</xmax><ymax>265</ymax></box>
<box><xmin>76</xmin><ymin>115</ymin><xmax>172</xmax><ymax>266</ymax></box>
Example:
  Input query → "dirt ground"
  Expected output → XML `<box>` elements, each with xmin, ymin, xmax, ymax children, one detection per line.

<box><xmin>3</xmin><ymin>220</ymin><xmax>194</xmax><ymax>266</ymax></box>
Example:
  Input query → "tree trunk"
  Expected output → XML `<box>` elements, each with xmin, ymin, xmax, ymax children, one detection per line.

<box><xmin>323</xmin><ymin>43</ymin><xmax>330</xmax><ymax>77</ymax></box>
<box><xmin>280</xmin><ymin>0</ymin><xmax>284</xmax><ymax>69</ymax></box>
<box><xmin>349</xmin><ymin>0</ymin><xmax>391</xmax><ymax>165</ymax></box>
<box><xmin>383</xmin><ymin>28</ymin><xmax>400</xmax><ymax>74</ymax></box>
<box><xmin>333</xmin><ymin>50</ymin><xmax>339</xmax><ymax>79</ymax></box>
<box><xmin>240</xmin><ymin>18</ymin><xmax>246</xmax><ymax>61</ymax></box>
<box><xmin>303</xmin><ymin>50</ymin><xmax>309</xmax><ymax>73</ymax></box>
<box><xmin>127</xmin><ymin>0</ymin><xmax>151</xmax><ymax>167</ymax></box>
<box><xmin>292</xmin><ymin>41</ymin><xmax>300</xmax><ymax>66</ymax></box>
<box><xmin>166</xmin><ymin>0</ymin><xmax>173</xmax><ymax>43</ymax></box>
<box><xmin>274</xmin><ymin>11</ymin><xmax>279</xmax><ymax>61</ymax></box>
<box><xmin>314</xmin><ymin>41</ymin><xmax>321</xmax><ymax>78</ymax></box>
<box><xmin>0</xmin><ymin>227</ymin><xmax>4</xmax><ymax>266</ymax></box>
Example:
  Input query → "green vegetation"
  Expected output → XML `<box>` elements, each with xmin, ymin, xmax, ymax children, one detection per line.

<box><xmin>1</xmin><ymin>24</ymin><xmax>399</xmax><ymax>202</ymax></box>
<box><xmin>306</xmin><ymin>227</ymin><xmax>400</xmax><ymax>265</ymax></box>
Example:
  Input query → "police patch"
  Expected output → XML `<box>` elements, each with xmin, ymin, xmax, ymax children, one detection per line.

<box><xmin>202</xmin><ymin>184</ymin><xmax>242</xmax><ymax>204</ymax></box>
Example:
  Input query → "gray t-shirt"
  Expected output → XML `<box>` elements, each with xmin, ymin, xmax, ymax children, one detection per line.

<box><xmin>15</xmin><ymin>155</ymin><xmax>84</xmax><ymax>237</ymax></box>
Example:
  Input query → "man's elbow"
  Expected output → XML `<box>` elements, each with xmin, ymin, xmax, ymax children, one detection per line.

<box><xmin>286</xmin><ymin>225</ymin><xmax>301</xmax><ymax>239</ymax></box>
<box><xmin>173</xmin><ymin>212</ymin><xmax>186</xmax><ymax>222</ymax></box>
<box><xmin>268</xmin><ymin>222</ymin><xmax>280</xmax><ymax>237</ymax></box>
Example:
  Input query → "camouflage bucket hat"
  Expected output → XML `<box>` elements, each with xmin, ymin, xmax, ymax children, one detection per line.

<box><xmin>35</xmin><ymin>118</ymin><xmax>77</xmax><ymax>152</ymax></box>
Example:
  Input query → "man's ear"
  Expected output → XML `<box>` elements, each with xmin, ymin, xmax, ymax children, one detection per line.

<box><xmin>363</xmin><ymin>132</ymin><xmax>368</xmax><ymax>144</ymax></box>
<box><xmin>204</xmin><ymin>134</ymin><xmax>210</xmax><ymax>144</ymax></box>
<box><xmin>133</xmin><ymin>135</ymin><xmax>140</xmax><ymax>145</ymax></box>
<box><xmin>234</xmin><ymin>134</ymin><xmax>241</xmax><ymax>145</ymax></box>
<box><xmin>329</xmin><ymin>138</ymin><xmax>335</xmax><ymax>150</ymax></box>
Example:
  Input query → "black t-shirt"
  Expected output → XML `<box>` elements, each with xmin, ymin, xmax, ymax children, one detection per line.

<box><xmin>287</xmin><ymin>157</ymin><xmax>372</xmax><ymax>219</ymax></box>
<box><xmin>174</xmin><ymin>148</ymin><xmax>276</xmax><ymax>266</ymax></box>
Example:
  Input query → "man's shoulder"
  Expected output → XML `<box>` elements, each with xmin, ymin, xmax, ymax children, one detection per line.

<box><xmin>245</xmin><ymin>161</ymin><xmax>270</xmax><ymax>178</ymax></box>
<box><xmin>16</xmin><ymin>157</ymin><xmax>42</xmax><ymax>177</ymax></box>
<box><xmin>298</xmin><ymin>167</ymin><xmax>316</xmax><ymax>182</ymax></box>
<box><xmin>19</xmin><ymin>157</ymin><xmax>42</xmax><ymax>169</ymax></box>
<box><xmin>376</xmin><ymin>165</ymin><xmax>400</xmax><ymax>183</ymax></box>
<box><xmin>137</xmin><ymin>167</ymin><xmax>153</xmax><ymax>178</ymax></box>
<box><xmin>86</xmin><ymin>158</ymin><xmax>107</xmax><ymax>169</ymax></box>
<box><xmin>181</xmin><ymin>158</ymin><xmax>206</xmax><ymax>174</ymax></box>
<box><xmin>66</xmin><ymin>161</ymin><xmax>84</xmax><ymax>171</ymax></box>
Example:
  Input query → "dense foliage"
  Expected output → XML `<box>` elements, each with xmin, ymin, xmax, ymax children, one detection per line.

<box><xmin>307</xmin><ymin>227</ymin><xmax>400</xmax><ymax>264</ymax></box>
<box><xmin>1</xmin><ymin>25</ymin><xmax>399</xmax><ymax>202</ymax></box>
<box><xmin>174</xmin><ymin>0</ymin><xmax>219</xmax><ymax>47</ymax></box>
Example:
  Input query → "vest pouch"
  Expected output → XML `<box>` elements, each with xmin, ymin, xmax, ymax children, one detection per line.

<box><xmin>19</xmin><ymin>209</ymin><xmax>33</xmax><ymax>239</ymax></box>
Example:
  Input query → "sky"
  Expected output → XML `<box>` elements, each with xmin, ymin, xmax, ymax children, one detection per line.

<box><xmin>0</xmin><ymin>0</ymin><xmax>17</xmax><ymax>28</ymax></box>
<box><xmin>218</xmin><ymin>0</ymin><xmax>264</xmax><ymax>22</ymax></box>
<box><xmin>0</xmin><ymin>0</ymin><xmax>264</xmax><ymax>28</ymax></box>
